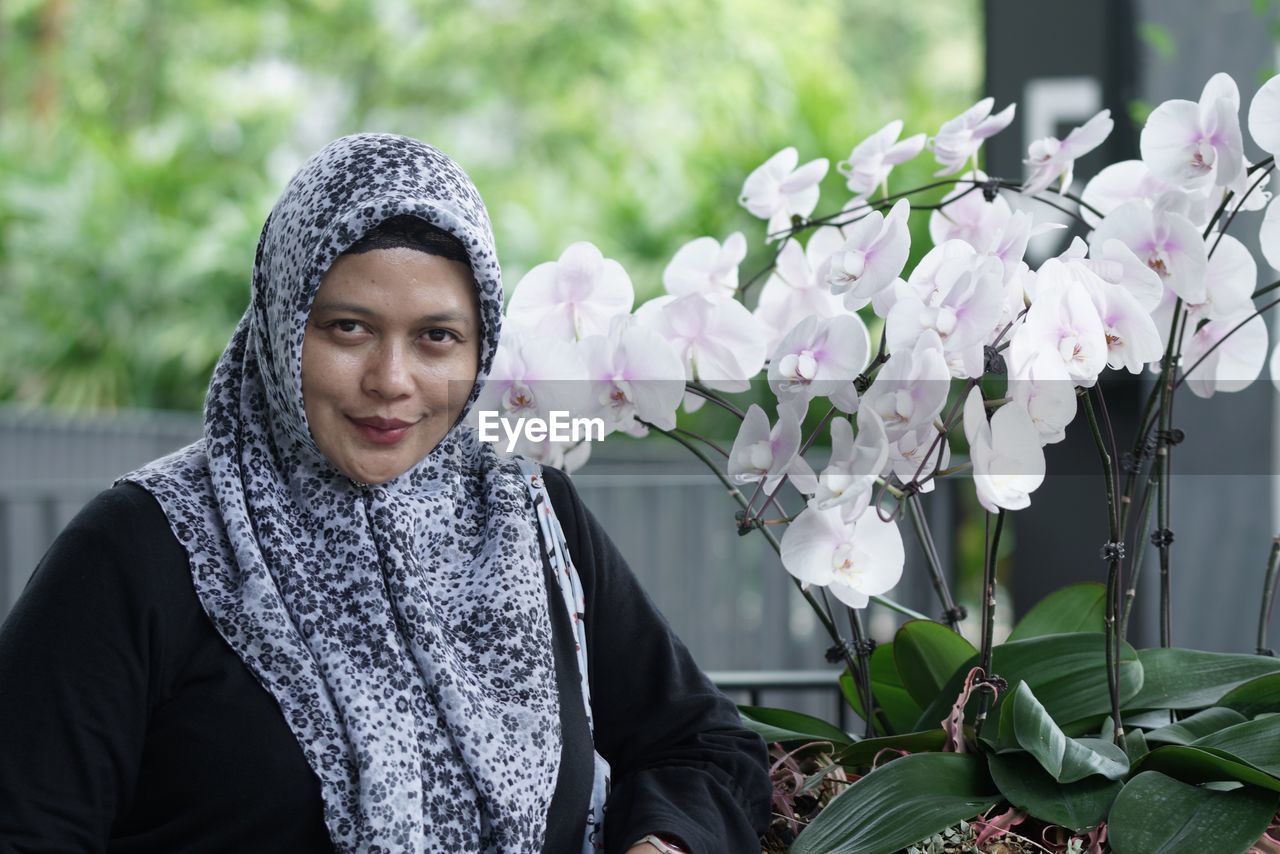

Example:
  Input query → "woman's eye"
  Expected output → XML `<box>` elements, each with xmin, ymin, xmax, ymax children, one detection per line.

<box><xmin>331</xmin><ymin>319</ymin><xmax>363</xmax><ymax>334</ymax></box>
<box><xmin>423</xmin><ymin>329</ymin><xmax>458</xmax><ymax>344</ymax></box>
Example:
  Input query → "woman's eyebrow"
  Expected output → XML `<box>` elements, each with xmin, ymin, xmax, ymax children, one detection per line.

<box><xmin>312</xmin><ymin>301</ymin><xmax>473</xmax><ymax>326</ymax></box>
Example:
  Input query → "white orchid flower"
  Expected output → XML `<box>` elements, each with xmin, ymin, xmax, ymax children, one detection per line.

<box><xmin>963</xmin><ymin>388</ymin><xmax>1046</xmax><ymax>513</ymax></box>
<box><xmin>810</xmin><ymin>409</ymin><xmax>889</xmax><ymax>517</ymax></box>
<box><xmin>1141</xmin><ymin>73</ymin><xmax>1244</xmax><ymax>190</ymax></box>
<box><xmin>635</xmin><ymin>292</ymin><xmax>766</xmax><ymax>395</ymax></box>
<box><xmin>1078</xmin><ymin>238</ymin><xmax>1164</xmax><ymax>313</ymax></box>
<box><xmin>753</xmin><ymin>227</ymin><xmax>851</xmax><ymax>350</ymax></box>
<box><xmin>474</xmin><ymin>326</ymin><xmax>590</xmax><ymax>432</ymax></box>
<box><xmin>1248</xmin><ymin>73</ymin><xmax>1280</xmax><ymax>156</ymax></box>
<box><xmin>930</xmin><ymin>98</ymin><xmax>1017</xmax><ymax>176</ymax></box>
<box><xmin>662</xmin><ymin>232</ymin><xmax>748</xmax><ymax>299</ymax></box>
<box><xmin>727</xmin><ymin>404</ymin><xmax>818</xmax><ymax>496</ymax></box>
<box><xmin>1007</xmin><ymin>348</ymin><xmax>1077</xmax><ymax>446</ymax></box>
<box><xmin>507</xmin><ymin>241</ymin><xmax>634</xmax><ymax>341</ymax></box>
<box><xmin>1180</xmin><ymin>309</ymin><xmax>1268</xmax><ymax>398</ymax></box>
<box><xmin>739</xmin><ymin>147</ymin><xmax>830</xmax><ymax>238</ymax></box>
<box><xmin>1022</xmin><ymin>109</ymin><xmax>1114</xmax><ymax>195</ymax></box>
<box><xmin>1090</xmin><ymin>200</ymin><xmax>1208</xmax><ymax>303</ymax></box>
<box><xmin>780</xmin><ymin>505</ymin><xmax>904</xmax><ymax>609</ymax></box>
<box><xmin>887</xmin><ymin>424</ymin><xmax>951</xmax><ymax>492</ymax></box>
<box><xmin>1053</xmin><ymin>238</ymin><xmax>1163</xmax><ymax>373</ymax></box>
<box><xmin>1258</xmin><ymin>195</ymin><xmax>1280</xmax><ymax>272</ymax></box>
<box><xmin>825</xmin><ymin>198</ymin><xmax>912</xmax><ymax>310</ymax></box>
<box><xmin>1010</xmin><ymin>263</ymin><xmax>1108</xmax><ymax>387</ymax></box>
<box><xmin>837</xmin><ymin>120</ymin><xmax>927</xmax><ymax>198</ymax></box>
<box><xmin>767</xmin><ymin>314</ymin><xmax>871</xmax><ymax>416</ymax></box>
<box><xmin>1190</xmin><ymin>233</ymin><xmax>1257</xmax><ymax>322</ymax></box>
<box><xmin>888</xmin><ymin>240</ymin><xmax>1006</xmax><ymax>377</ymax></box>
<box><xmin>929</xmin><ymin>170</ymin><xmax>1013</xmax><ymax>251</ymax></box>
<box><xmin>579</xmin><ymin>316</ymin><xmax>686</xmax><ymax>437</ymax></box>
<box><xmin>861</xmin><ymin>330</ymin><xmax>951</xmax><ymax>442</ymax></box>
<box><xmin>1079</xmin><ymin>160</ymin><xmax>1173</xmax><ymax>228</ymax></box>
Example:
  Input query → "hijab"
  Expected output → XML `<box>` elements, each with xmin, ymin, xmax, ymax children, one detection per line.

<box><xmin>123</xmin><ymin>133</ymin><xmax>561</xmax><ymax>851</ymax></box>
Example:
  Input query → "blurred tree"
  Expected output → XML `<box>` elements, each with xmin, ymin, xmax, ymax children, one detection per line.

<box><xmin>0</xmin><ymin>0</ymin><xmax>980</xmax><ymax>410</ymax></box>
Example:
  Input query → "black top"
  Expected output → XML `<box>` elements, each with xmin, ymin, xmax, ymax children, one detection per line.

<box><xmin>0</xmin><ymin>467</ymin><xmax>770</xmax><ymax>853</ymax></box>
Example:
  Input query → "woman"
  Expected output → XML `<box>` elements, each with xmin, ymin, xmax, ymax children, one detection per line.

<box><xmin>0</xmin><ymin>134</ymin><xmax>771</xmax><ymax>852</ymax></box>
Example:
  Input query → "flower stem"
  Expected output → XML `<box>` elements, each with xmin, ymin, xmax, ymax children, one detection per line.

<box><xmin>905</xmin><ymin>493</ymin><xmax>962</xmax><ymax>632</ymax></box>
<box><xmin>1083</xmin><ymin>389</ymin><xmax>1125</xmax><ymax>745</ymax></box>
<box><xmin>1258</xmin><ymin>538</ymin><xmax>1280</xmax><ymax>657</ymax></box>
<box><xmin>974</xmin><ymin>508</ymin><xmax>1006</xmax><ymax>740</ymax></box>
<box><xmin>684</xmin><ymin>382</ymin><xmax>746</xmax><ymax>419</ymax></box>
<box><xmin>846</xmin><ymin>608</ymin><xmax>880</xmax><ymax>738</ymax></box>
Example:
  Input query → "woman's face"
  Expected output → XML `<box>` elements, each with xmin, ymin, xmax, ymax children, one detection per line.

<box><xmin>302</xmin><ymin>247</ymin><xmax>481</xmax><ymax>485</ymax></box>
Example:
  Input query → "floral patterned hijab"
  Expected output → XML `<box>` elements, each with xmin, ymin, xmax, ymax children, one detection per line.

<box><xmin>123</xmin><ymin>134</ymin><xmax>561</xmax><ymax>851</ymax></box>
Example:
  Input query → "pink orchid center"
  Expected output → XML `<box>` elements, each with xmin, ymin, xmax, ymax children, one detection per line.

<box><xmin>1058</xmin><ymin>335</ymin><xmax>1085</xmax><ymax>363</ymax></box>
<box><xmin>831</xmin><ymin>542</ymin><xmax>868</xmax><ymax>582</ymax></box>
<box><xmin>503</xmin><ymin>383</ymin><xmax>537</xmax><ymax>413</ymax></box>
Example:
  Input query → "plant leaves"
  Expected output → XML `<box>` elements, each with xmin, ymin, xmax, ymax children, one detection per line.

<box><xmin>738</xmin><ymin>705</ymin><xmax>854</xmax><ymax>746</ymax></box>
<box><xmin>840</xmin><ymin>643</ymin><xmax>923</xmax><ymax>736</ymax></box>
<box><xmin>833</xmin><ymin>729</ymin><xmax>947</xmax><ymax>769</ymax></box>
<box><xmin>987</xmin><ymin>750</ymin><xmax>1120</xmax><ymax>832</ymax></box>
<box><xmin>1007</xmin><ymin>582</ymin><xmax>1107</xmax><ymax>641</ymax></box>
<box><xmin>1124</xmin><ymin>727</ymin><xmax>1149</xmax><ymax>764</ymax></box>
<box><xmin>996</xmin><ymin>682</ymin><xmax>1128</xmax><ymax>783</ymax></box>
<box><xmin>914</xmin><ymin>633</ymin><xmax>1143</xmax><ymax>733</ymax></box>
<box><xmin>1123</xmin><ymin>648</ymin><xmax>1280</xmax><ymax>711</ymax></box>
<box><xmin>1191</xmin><ymin>716</ymin><xmax>1280</xmax><ymax>776</ymax></box>
<box><xmin>1134</xmin><ymin>745</ymin><xmax>1280</xmax><ymax>793</ymax></box>
<box><xmin>1219</xmin><ymin>672</ymin><xmax>1280</xmax><ymax>718</ymax></box>
<box><xmin>1108</xmin><ymin>771</ymin><xmax>1279</xmax><ymax>854</ymax></box>
<box><xmin>893</xmin><ymin>620</ymin><xmax>978</xmax><ymax>709</ymax></box>
<box><xmin>1145</xmin><ymin>707</ymin><xmax>1249</xmax><ymax>745</ymax></box>
<box><xmin>790</xmin><ymin>752</ymin><xmax>1000</xmax><ymax>854</ymax></box>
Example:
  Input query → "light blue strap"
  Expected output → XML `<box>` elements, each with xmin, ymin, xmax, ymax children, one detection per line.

<box><xmin>515</xmin><ymin>458</ymin><xmax>611</xmax><ymax>853</ymax></box>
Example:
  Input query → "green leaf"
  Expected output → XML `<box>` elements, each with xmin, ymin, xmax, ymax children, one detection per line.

<box><xmin>987</xmin><ymin>750</ymin><xmax>1120</xmax><ymax>832</ymax></box>
<box><xmin>790</xmin><ymin>753</ymin><xmax>1000</xmax><ymax>854</ymax></box>
<box><xmin>1108</xmin><ymin>771</ymin><xmax>1278</xmax><ymax>854</ymax></box>
<box><xmin>834</xmin><ymin>729</ymin><xmax>947</xmax><ymax>769</ymax></box>
<box><xmin>893</xmin><ymin>620</ymin><xmax>977</xmax><ymax>709</ymax></box>
<box><xmin>840</xmin><ymin>643</ymin><xmax>923</xmax><ymax>735</ymax></box>
<box><xmin>996</xmin><ymin>682</ymin><xmax>1128</xmax><ymax>783</ymax></box>
<box><xmin>1124</xmin><ymin>648</ymin><xmax>1280</xmax><ymax>711</ymax></box>
<box><xmin>1124</xmin><ymin>727</ymin><xmax>1150</xmax><ymax>764</ymax></box>
<box><xmin>914</xmin><ymin>633</ymin><xmax>1143</xmax><ymax>733</ymax></box>
<box><xmin>738</xmin><ymin>705</ymin><xmax>853</xmax><ymax>746</ymax></box>
<box><xmin>1135</xmin><ymin>745</ymin><xmax>1280</xmax><ymax>792</ymax></box>
<box><xmin>1145</xmin><ymin>707</ymin><xmax>1250</xmax><ymax>745</ymax></box>
<box><xmin>1191</xmin><ymin>716</ymin><xmax>1280</xmax><ymax>776</ymax></box>
<box><xmin>1219</xmin><ymin>672</ymin><xmax>1280</xmax><ymax>718</ymax></box>
<box><xmin>1007</xmin><ymin>582</ymin><xmax>1107</xmax><ymax>641</ymax></box>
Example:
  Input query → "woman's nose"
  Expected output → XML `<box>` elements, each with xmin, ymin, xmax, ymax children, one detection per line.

<box><xmin>362</xmin><ymin>341</ymin><xmax>414</xmax><ymax>399</ymax></box>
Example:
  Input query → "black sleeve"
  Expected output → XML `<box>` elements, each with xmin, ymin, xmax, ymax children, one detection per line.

<box><xmin>0</xmin><ymin>486</ymin><xmax>172</xmax><ymax>852</ymax></box>
<box><xmin>541</xmin><ymin>466</ymin><xmax>771</xmax><ymax>854</ymax></box>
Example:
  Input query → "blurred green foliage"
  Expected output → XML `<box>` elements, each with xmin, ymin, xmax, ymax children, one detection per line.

<box><xmin>1</xmin><ymin>0</ymin><xmax>980</xmax><ymax>410</ymax></box>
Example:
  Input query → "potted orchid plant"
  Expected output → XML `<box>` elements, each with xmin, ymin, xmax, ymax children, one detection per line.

<box><xmin>473</xmin><ymin>72</ymin><xmax>1280</xmax><ymax>853</ymax></box>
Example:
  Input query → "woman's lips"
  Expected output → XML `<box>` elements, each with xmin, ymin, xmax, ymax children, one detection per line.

<box><xmin>349</xmin><ymin>416</ymin><xmax>416</xmax><ymax>446</ymax></box>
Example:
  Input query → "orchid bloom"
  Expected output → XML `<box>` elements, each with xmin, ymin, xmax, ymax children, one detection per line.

<box><xmin>739</xmin><ymin>147</ymin><xmax>830</xmax><ymax>238</ymax></box>
<box><xmin>1180</xmin><ymin>309</ymin><xmax>1268</xmax><ymax>398</ymax></box>
<box><xmin>1089</xmin><ymin>200</ymin><xmax>1209</xmax><ymax>303</ymax></box>
<box><xmin>1259</xmin><ymin>195</ymin><xmax>1280</xmax><ymax>272</ymax></box>
<box><xmin>1249</xmin><ymin>73</ymin><xmax>1280</xmax><ymax>156</ymax></box>
<box><xmin>837</xmin><ymin>120</ymin><xmax>927</xmax><ymax>197</ymax></box>
<box><xmin>506</xmin><ymin>241</ymin><xmax>634</xmax><ymax>341</ymax></box>
<box><xmin>930</xmin><ymin>97</ymin><xmax>1017</xmax><ymax>176</ymax></box>
<box><xmin>634</xmin><ymin>292</ymin><xmax>766</xmax><ymax>394</ymax></box>
<box><xmin>1022</xmin><ymin>109</ymin><xmax>1114</xmax><ymax>195</ymax></box>
<box><xmin>578</xmin><ymin>316</ymin><xmax>686</xmax><ymax>437</ymax></box>
<box><xmin>1009</xmin><ymin>263</ymin><xmax>1108</xmax><ymax>387</ymax></box>
<box><xmin>860</xmin><ymin>330</ymin><xmax>951</xmax><ymax>442</ymax></box>
<box><xmin>887</xmin><ymin>424</ymin><xmax>951</xmax><ymax>493</ymax></box>
<box><xmin>1054</xmin><ymin>238</ymin><xmax>1163</xmax><ymax>374</ymax></box>
<box><xmin>767</xmin><ymin>314</ymin><xmax>870</xmax><ymax>415</ymax></box>
<box><xmin>963</xmin><ymin>388</ymin><xmax>1046</xmax><ymax>513</ymax></box>
<box><xmin>1141</xmin><ymin>72</ymin><xmax>1244</xmax><ymax>190</ymax></box>
<box><xmin>473</xmin><ymin>326</ymin><xmax>590</xmax><ymax>432</ymax></box>
<box><xmin>779</xmin><ymin>505</ymin><xmax>904</xmax><ymax>609</ymax></box>
<box><xmin>825</xmin><ymin>198</ymin><xmax>912</xmax><ymax>310</ymax></box>
<box><xmin>810</xmin><ymin>409</ymin><xmax>889</xmax><ymax>518</ymax></box>
<box><xmin>754</xmin><ymin>227</ymin><xmax>851</xmax><ymax>350</ymax></box>
<box><xmin>929</xmin><ymin>170</ymin><xmax>1013</xmax><ymax>251</ymax></box>
<box><xmin>727</xmin><ymin>404</ymin><xmax>817</xmax><ymax>495</ymax></box>
<box><xmin>1079</xmin><ymin>160</ymin><xmax>1175</xmax><ymax>229</ymax></box>
<box><xmin>662</xmin><ymin>232</ymin><xmax>748</xmax><ymax>299</ymax></box>
<box><xmin>1007</xmin><ymin>348</ymin><xmax>1077</xmax><ymax>445</ymax></box>
<box><xmin>1188</xmin><ymin>233</ymin><xmax>1257</xmax><ymax>322</ymax></box>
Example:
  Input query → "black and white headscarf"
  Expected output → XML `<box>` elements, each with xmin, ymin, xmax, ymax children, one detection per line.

<box><xmin>123</xmin><ymin>134</ymin><xmax>561</xmax><ymax>852</ymax></box>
